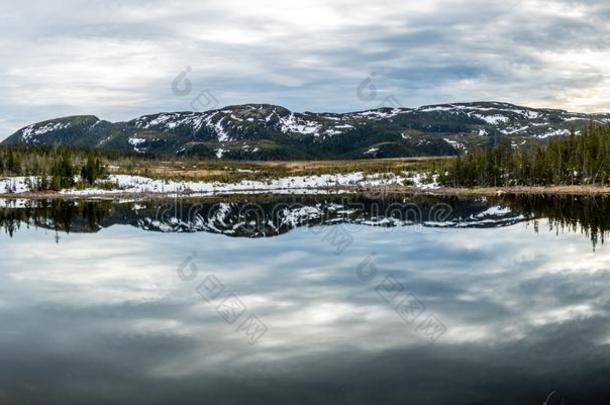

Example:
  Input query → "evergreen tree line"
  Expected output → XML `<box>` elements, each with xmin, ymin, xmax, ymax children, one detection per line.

<box><xmin>0</xmin><ymin>145</ymin><xmax>108</xmax><ymax>191</ymax></box>
<box><xmin>440</xmin><ymin>123</ymin><xmax>610</xmax><ymax>187</ymax></box>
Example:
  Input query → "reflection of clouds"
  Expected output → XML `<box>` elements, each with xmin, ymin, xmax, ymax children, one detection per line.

<box><xmin>406</xmin><ymin>224</ymin><xmax>610</xmax><ymax>345</ymax></box>
<box><xmin>529</xmin><ymin>304</ymin><xmax>599</xmax><ymax>327</ymax></box>
<box><xmin>1</xmin><ymin>220</ymin><xmax>610</xmax><ymax>402</ymax></box>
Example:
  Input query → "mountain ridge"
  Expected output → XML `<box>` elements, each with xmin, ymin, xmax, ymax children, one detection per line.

<box><xmin>4</xmin><ymin>102</ymin><xmax>610</xmax><ymax>160</ymax></box>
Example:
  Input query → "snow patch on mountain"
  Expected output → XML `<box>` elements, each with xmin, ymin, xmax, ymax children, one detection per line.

<box><xmin>21</xmin><ymin>122</ymin><xmax>72</xmax><ymax>143</ymax></box>
<box><xmin>444</xmin><ymin>138</ymin><xmax>465</xmax><ymax>150</ymax></box>
<box><xmin>352</xmin><ymin>108</ymin><xmax>403</xmax><ymax>120</ymax></box>
<box><xmin>537</xmin><ymin>128</ymin><xmax>572</xmax><ymax>139</ymax></box>
<box><xmin>418</xmin><ymin>106</ymin><xmax>454</xmax><ymax>113</ymax></box>
<box><xmin>501</xmin><ymin>125</ymin><xmax>530</xmax><ymax>135</ymax></box>
<box><xmin>473</xmin><ymin>114</ymin><xmax>510</xmax><ymax>125</ymax></box>
<box><xmin>279</xmin><ymin>113</ymin><xmax>322</xmax><ymax>136</ymax></box>
<box><xmin>128</xmin><ymin>137</ymin><xmax>148</xmax><ymax>153</ymax></box>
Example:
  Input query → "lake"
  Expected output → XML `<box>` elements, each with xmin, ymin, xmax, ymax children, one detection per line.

<box><xmin>1</xmin><ymin>194</ymin><xmax>609</xmax><ymax>404</ymax></box>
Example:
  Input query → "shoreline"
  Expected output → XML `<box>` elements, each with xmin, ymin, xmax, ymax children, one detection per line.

<box><xmin>2</xmin><ymin>184</ymin><xmax>610</xmax><ymax>200</ymax></box>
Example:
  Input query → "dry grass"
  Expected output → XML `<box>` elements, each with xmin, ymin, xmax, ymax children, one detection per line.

<box><xmin>257</xmin><ymin>156</ymin><xmax>452</xmax><ymax>171</ymax></box>
<box><xmin>110</xmin><ymin>156</ymin><xmax>453</xmax><ymax>182</ymax></box>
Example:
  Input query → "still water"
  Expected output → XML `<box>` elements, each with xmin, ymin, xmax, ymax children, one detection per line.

<box><xmin>0</xmin><ymin>194</ymin><xmax>609</xmax><ymax>404</ymax></box>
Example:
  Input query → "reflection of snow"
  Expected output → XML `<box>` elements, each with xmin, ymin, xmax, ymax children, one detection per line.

<box><xmin>475</xmin><ymin>206</ymin><xmax>512</xmax><ymax>217</ymax></box>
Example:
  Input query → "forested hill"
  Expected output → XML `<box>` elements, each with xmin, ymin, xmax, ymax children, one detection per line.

<box><xmin>4</xmin><ymin>102</ymin><xmax>610</xmax><ymax>160</ymax></box>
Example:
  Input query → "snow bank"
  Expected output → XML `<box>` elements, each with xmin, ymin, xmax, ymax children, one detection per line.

<box><xmin>62</xmin><ymin>172</ymin><xmax>370</xmax><ymax>196</ymax></box>
<box><xmin>0</xmin><ymin>177</ymin><xmax>38</xmax><ymax>194</ymax></box>
<box><xmin>0</xmin><ymin>171</ymin><xmax>440</xmax><ymax>197</ymax></box>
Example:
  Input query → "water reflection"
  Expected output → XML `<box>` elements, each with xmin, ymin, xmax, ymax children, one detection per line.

<box><xmin>0</xmin><ymin>195</ymin><xmax>610</xmax><ymax>404</ymax></box>
<box><xmin>2</xmin><ymin>194</ymin><xmax>610</xmax><ymax>246</ymax></box>
<box><xmin>500</xmin><ymin>194</ymin><xmax>610</xmax><ymax>248</ymax></box>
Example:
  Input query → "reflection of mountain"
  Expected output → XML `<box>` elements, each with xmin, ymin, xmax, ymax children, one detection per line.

<box><xmin>144</xmin><ymin>197</ymin><xmax>526</xmax><ymax>237</ymax></box>
<box><xmin>0</xmin><ymin>196</ymin><xmax>525</xmax><ymax>238</ymax></box>
<box><xmin>2</xmin><ymin>195</ymin><xmax>609</xmax><ymax>246</ymax></box>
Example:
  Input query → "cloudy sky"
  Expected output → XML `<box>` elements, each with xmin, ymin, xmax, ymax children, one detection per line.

<box><xmin>1</xmin><ymin>0</ymin><xmax>609</xmax><ymax>138</ymax></box>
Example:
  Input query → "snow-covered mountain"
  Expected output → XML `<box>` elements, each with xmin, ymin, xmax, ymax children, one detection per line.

<box><xmin>4</xmin><ymin>102</ymin><xmax>609</xmax><ymax>159</ymax></box>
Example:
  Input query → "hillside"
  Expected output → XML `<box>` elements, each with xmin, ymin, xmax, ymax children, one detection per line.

<box><xmin>4</xmin><ymin>102</ymin><xmax>610</xmax><ymax>160</ymax></box>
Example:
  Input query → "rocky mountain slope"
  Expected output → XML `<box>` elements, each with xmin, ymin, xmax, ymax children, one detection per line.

<box><xmin>4</xmin><ymin>102</ymin><xmax>609</xmax><ymax>159</ymax></box>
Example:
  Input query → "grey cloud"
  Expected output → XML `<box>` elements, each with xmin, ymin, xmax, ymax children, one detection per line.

<box><xmin>1</xmin><ymin>0</ymin><xmax>610</xmax><ymax>138</ymax></box>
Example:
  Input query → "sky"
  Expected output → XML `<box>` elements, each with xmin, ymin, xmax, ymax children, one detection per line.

<box><xmin>1</xmin><ymin>0</ymin><xmax>609</xmax><ymax>139</ymax></box>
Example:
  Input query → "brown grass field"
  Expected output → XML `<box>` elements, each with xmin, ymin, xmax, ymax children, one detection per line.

<box><xmin>112</xmin><ymin>156</ymin><xmax>454</xmax><ymax>182</ymax></box>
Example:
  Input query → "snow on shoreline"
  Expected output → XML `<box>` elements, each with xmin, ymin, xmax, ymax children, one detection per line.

<box><xmin>0</xmin><ymin>176</ymin><xmax>39</xmax><ymax>194</ymax></box>
<box><xmin>0</xmin><ymin>172</ymin><xmax>440</xmax><ymax>197</ymax></box>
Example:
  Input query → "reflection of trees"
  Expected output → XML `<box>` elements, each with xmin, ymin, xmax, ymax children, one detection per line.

<box><xmin>499</xmin><ymin>195</ymin><xmax>610</xmax><ymax>249</ymax></box>
<box><xmin>2</xmin><ymin>195</ymin><xmax>609</xmax><ymax>248</ymax></box>
<box><xmin>0</xmin><ymin>200</ymin><xmax>113</xmax><ymax>237</ymax></box>
<box><xmin>0</xmin><ymin>207</ymin><xmax>22</xmax><ymax>237</ymax></box>
<box><xmin>1</xmin><ymin>196</ymin><xmax>476</xmax><ymax>238</ymax></box>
